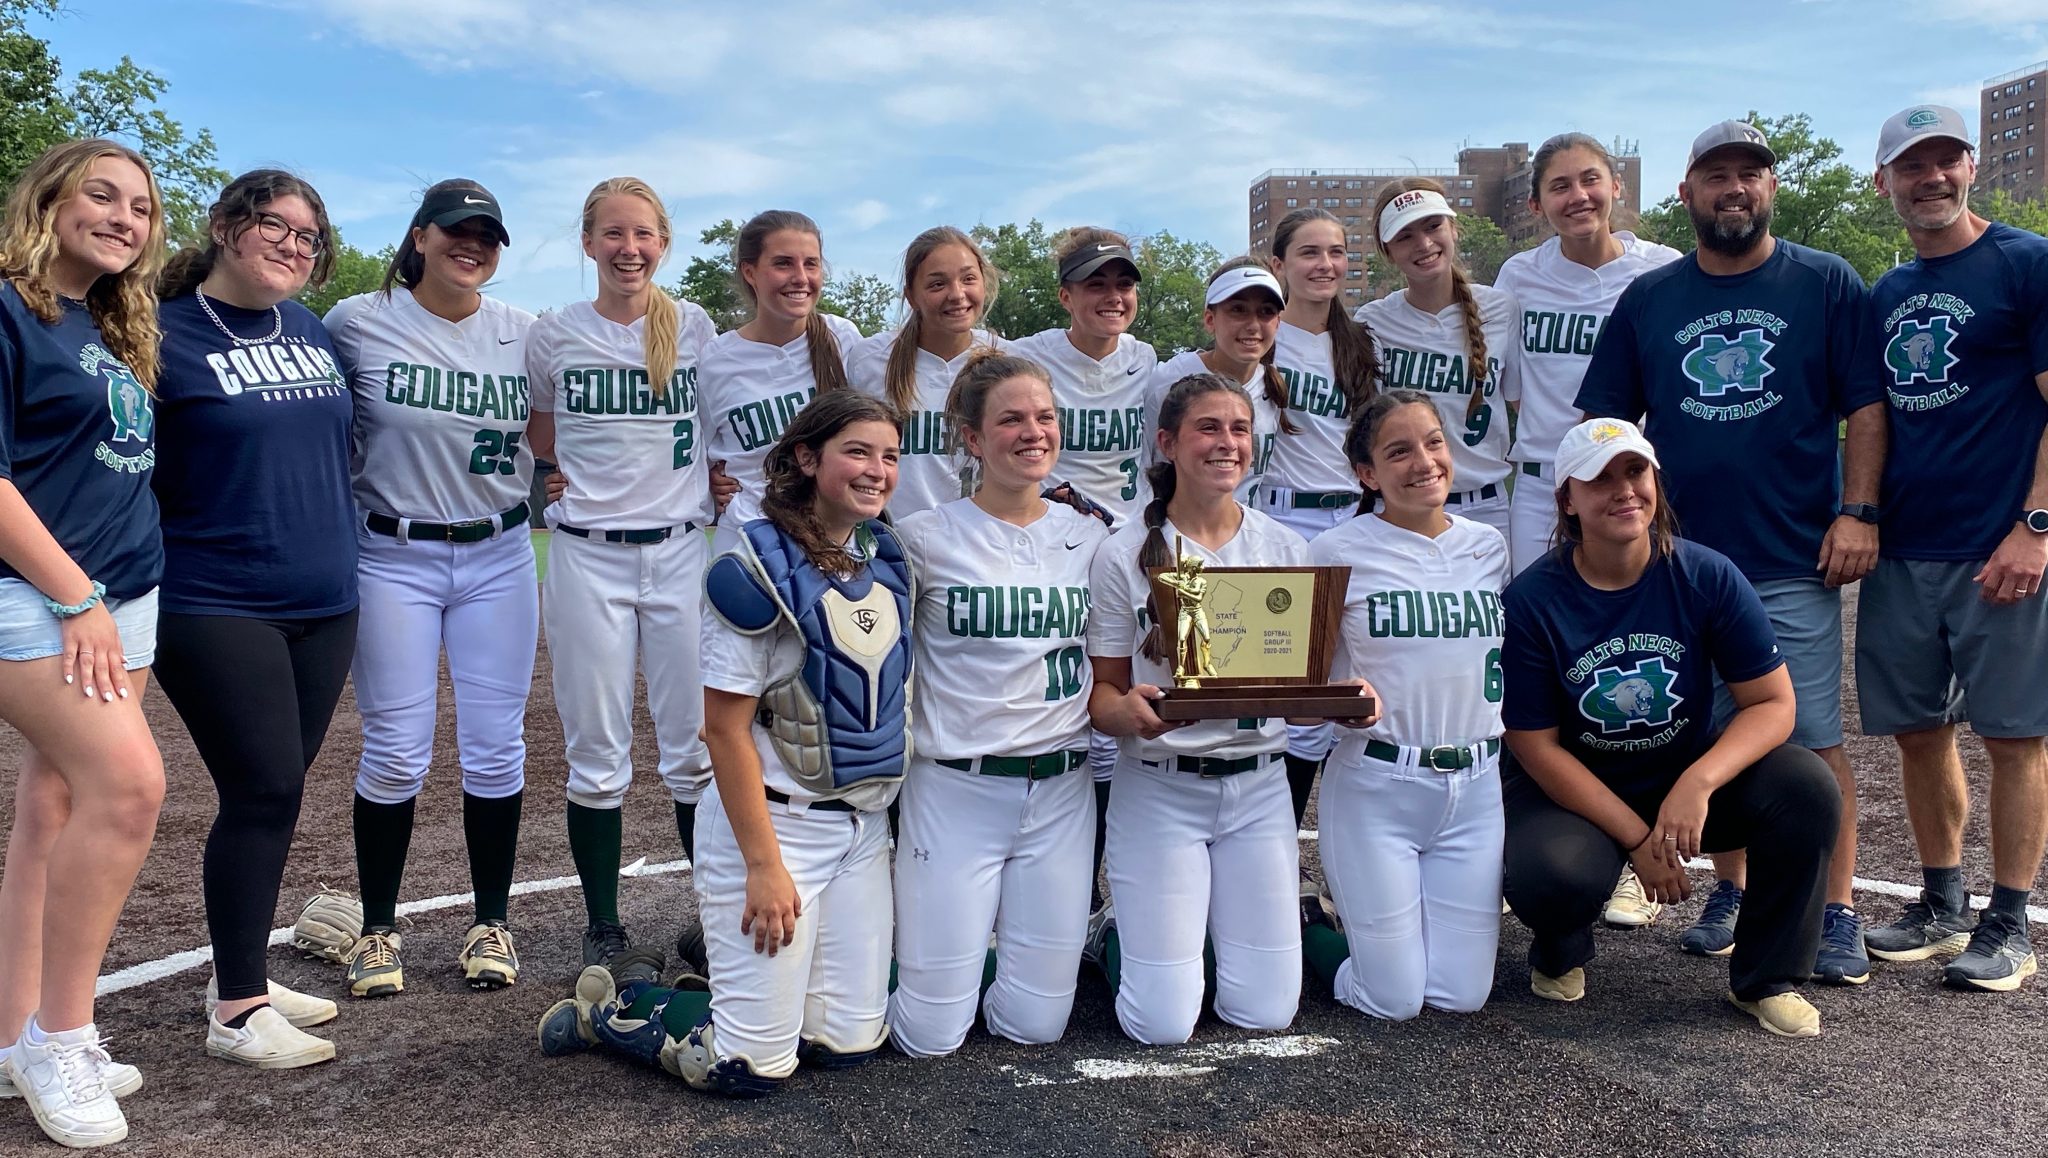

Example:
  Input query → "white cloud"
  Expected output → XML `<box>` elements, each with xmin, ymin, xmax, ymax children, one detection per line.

<box><xmin>844</xmin><ymin>199</ymin><xmax>891</xmax><ymax>231</ymax></box>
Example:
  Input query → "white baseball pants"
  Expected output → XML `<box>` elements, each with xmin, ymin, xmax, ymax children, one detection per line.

<box><xmin>1320</xmin><ymin>745</ymin><xmax>1503</xmax><ymax>1020</ymax></box>
<box><xmin>1105</xmin><ymin>754</ymin><xmax>1301</xmax><ymax>1045</ymax></box>
<box><xmin>889</xmin><ymin>757</ymin><xmax>1095</xmax><ymax>1057</ymax></box>
<box><xmin>693</xmin><ymin>783</ymin><xmax>893</xmax><ymax>1079</ymax></box>
<box><xmin>1508</xmin><ymin>462</ymin><xmax>1557</xmax><ymax>577</ymax></box>
<box><xmin>351</xmin><ymin>524</ymin><xmax>538</xmax><ymax>804</ymax></box>
<box><xmin>543</xmin><ymin>529</ymin><xmax>710</xmax><ymax>808</ymax></box>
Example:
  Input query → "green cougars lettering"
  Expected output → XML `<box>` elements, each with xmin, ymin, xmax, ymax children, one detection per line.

<box><xmin>1276</xmin><ymin>365</ymin><xmax>1346</xmax><ymax>418</ymax></box>
<box><xmin>724</xmin><ymin>388</ymin><xmax>815</xmax><ymax>452</ymax></box>
<box><xmin>1379</xmin><ymin>345</ymin><xmax>1504</xmax><ymax>397</ymax></box>
<box><xmin>1522</xmin><ymin>309</ymin><xmax>1606</xmax><ymax>356</ymax></box>
<box><xmin>946</xmin><ymin>585</ymin><xmax>1092</xmax><ymax>640</ymax></box>
<box><xmin>1363</xmin><ymin>589</ymin><xmax>1504</xmax><ymax>639</ymax></box>
<box><xmin>382</xmin><ymin>363</ymin><xmax>531</xmax><ymax>421</ymax></box>
<box><xmin>561</xmin><ymin>365</ymin><xmax>696</xmax><ymax>416</ymax></box>
<box><xmin>1057</xmin><ymin>405</ymin><xmax>1145</xmax><ymax>454</ymax></box>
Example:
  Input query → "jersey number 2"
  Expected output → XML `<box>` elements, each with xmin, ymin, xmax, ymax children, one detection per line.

<box><xmin>469</xmin><ymin>430</ymin><xmax>524</xmax><ymax>476</ymax></box>
<box><xmin>673</xmin><ymin>419</ymin><xmax>695</xmax><ymax>470</ymax></box>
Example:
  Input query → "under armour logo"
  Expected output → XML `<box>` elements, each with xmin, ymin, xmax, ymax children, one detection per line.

<box><xmin>852</xmin><ymin>608</ymin><xmax>879</xmax><ymax>633</ymax></box>
<box><xmin>911</xmin><ymin>847</ymin><xmax>929</xmax><ymax>861</ymax></box>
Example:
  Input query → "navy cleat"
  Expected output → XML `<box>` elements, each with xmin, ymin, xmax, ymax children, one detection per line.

<box><xmin>1812</xmin><ymin>903</ymin><xmax>1870</xmax><ymax>985</ymax></box>
<box><xmin>661</xmin><ymin>1018</ymin><xmax>783</xmax><ymax>1098</ymax></box>
<box><xmin>1681</xmin><ymin>880</ymin><xmax>1742</xmax><ymax>957</ymax></box>
<box><xmin>536</xmin><ymin>997</ymin><xmax>596</xmax><ymax>1057</ymax></box>
<box><xmin>1942</xmin><ymin>912</ymin><xmax>2038</xmax><ymax>992</ymax></box>
<box><xmin>581</xmin><ymin>919</ymin><xmax>633</xmax><ymax>967</ymax></box>
<box><xmin>1866</xmin><ymin>890</ymin><xmax>1973</xmax><ymax>962</ymax></box>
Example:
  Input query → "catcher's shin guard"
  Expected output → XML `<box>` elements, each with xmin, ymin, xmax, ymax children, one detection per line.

<box><xmin>659</xmin><ymin>1019</ymin><xmax>782</xmax><ymax>1098</ymax></box>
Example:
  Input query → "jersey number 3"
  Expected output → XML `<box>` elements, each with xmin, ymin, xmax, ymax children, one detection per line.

<box><xmin>469</xmin><ymin>429</ymin><xmax>524</xmax><ymax>476</ymax></box>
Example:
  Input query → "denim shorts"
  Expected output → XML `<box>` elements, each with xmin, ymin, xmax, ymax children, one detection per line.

<box><xmin>0</xmin><ymin>579</ymin><xmax>158</xmax><ymax>669</ymax></box>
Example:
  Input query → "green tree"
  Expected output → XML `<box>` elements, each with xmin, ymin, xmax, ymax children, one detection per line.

<box><xmin>1636</xmin><ymin>111</ymin><xmax>1905</xmax><ymax>282</ymax></box>
<box><xmin>1975</xmin><ymin>187</ymin><xmax>2048</xmax><ymax>237</ymax></box>
<box><xmin>1129</xmin><ymin>229</ymin><xmax>1223</xmax><ymax>355</ymax></box>
<box><xmin>819</xmin><ymin>271</ymin><xmax>893</xmax><ymax>335</ymax></box>
<box><xmin>1453</xmin><ymin>213</ymin><xmax>1514</xmax><ymax>284</ymax></box>
<box><xmin>1</xmin><ymin>0</ymin><xmax>227</xmax><ymax>245</ymax></box>
<box><xmin>970</xmin><ymin>218</ymin><xmax>1064</xmax><ymax>340</ymax></box>
<box><xmin>299</xmin><ymin>236</ymin><xmax>391</xmax><ymax>317</ymax></box>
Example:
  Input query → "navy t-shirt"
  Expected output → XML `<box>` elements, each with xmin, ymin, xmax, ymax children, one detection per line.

<box><xmin>0</xmin><ymin>283</ymin><xmax>161</xmax><ymax>599</ymax></box>
<box><xmin>1869</xmin><ymin>222</ymin><xmax>2048</xmax><ymax>561</ymax></box>
<box><xmin>1575</xmin><ymin>241</ymin><xmax>1887</xmax><ymax>581</ymax></box>
<box><xmin>1502</xmin><ymin>539</ymin><xmax>1783</xmax><ymax>799</ymax></box>
<box><xmin>154</xmin><ymin>294</ymin><xmax>357</xmax><ymax>617</ymax></box>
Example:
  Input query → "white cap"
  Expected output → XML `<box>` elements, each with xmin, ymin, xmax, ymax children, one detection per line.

<box><xmin>1876</xmin><ymin>104</ymin><xmax>1973</xmax><ymax>167</ymax></box>
<box><xmin>1205</xmin><ymin>266</ymin><xmax>1285</xmax><ymax>307</ymax></box>
<box><xmin>1555</xmin><ymin>417</ymin><xmax>1660</xmax><ymax>484</ymax></box>
<box><xmin>1377</xmin><ymin>188</ymin><xmax>1454</xmax><ymax>242</ymax></box>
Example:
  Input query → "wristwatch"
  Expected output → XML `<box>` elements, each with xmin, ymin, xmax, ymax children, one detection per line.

<box><xmin>2026</xmin><ymin>508</ymin><xmax>2048</xmax><ymax>534</ymax></box>
<box><xmin>1840</xmin><ymin>502</ymin><xmax>1880</xmax><ymax>524</ymax></box>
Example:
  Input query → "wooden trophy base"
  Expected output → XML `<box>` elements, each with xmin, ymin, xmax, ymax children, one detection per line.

<box><xmin>1153</xmin><ymin>685</ymin><xmax>1374</xmax><ymax>722</ymax></box>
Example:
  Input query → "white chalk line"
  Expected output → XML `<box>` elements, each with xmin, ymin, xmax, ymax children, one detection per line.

<box><xmin>95</xmin><ymin>834</ymin><xmax>2047</xmax><ymax>999</ymax></box>
<box><xmin>1001</xmin><ymin>1034</ymin><xmax>1341</xmax><ymax>1086</ymax></box>
<box><xmin>93</xmin><ymin>856</ymin><xmax>693</xmax><ymax>998</ymax></box>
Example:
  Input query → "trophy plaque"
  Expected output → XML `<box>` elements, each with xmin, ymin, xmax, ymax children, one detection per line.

<box><xmin>1145</xmin><ymin>538</ymin><xmax>1371</xmax><ymax>722</ymax></box>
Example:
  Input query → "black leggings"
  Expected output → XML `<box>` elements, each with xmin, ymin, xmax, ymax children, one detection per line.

<box><xmin>155</xmin><ymin>609</ymin><xmax>358</xmax><ymax>1002</ymax></box>
<box><xmin>1502</xmin><ymin>743</ymin><xmax>1839</xmax><ymax>1001</ymax></box>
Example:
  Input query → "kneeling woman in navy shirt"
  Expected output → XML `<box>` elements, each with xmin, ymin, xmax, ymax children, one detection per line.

<box><xmin>1500</xmin><ymin>418</ymin><xmax>1838</xmax><ymax>1039</ymax></box>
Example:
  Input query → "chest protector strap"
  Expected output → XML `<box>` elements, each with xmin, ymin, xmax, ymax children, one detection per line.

<box><xmin>704</xmin><ymin>519</ymin><xmax>913</xmax><ymax>793</ymax></box>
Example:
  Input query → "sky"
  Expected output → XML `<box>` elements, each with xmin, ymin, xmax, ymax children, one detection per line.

<box><xmin>31</xmin><ymin>0</ymin><xmax>2048</xmax><ymax>317</ymax></box>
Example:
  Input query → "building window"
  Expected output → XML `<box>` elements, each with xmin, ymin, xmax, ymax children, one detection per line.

<box><xmin>1326</xmin><ymin>180</ymin><xmax>1340</xmax><ymax>189</ymax></box>
<box><xmin>1343</xmin><ymin>217</ymin><xmax>1359</xmax><ymax>227</ymax></box>
<box><xmin>1458</xmin><ymin>197</ymin><xmax>1474</xmax><ymax>207</ymax></box>
<box><xmin>2030</xmin><ymin>145</ymin><xmax>2037</xmax><ymax>157</ymax></box>
<box><xmin>1346</xmin><ymin>180</ymin><xmax>1361</xmax><ymax>189</ymax></box>
<box><xmin>1286</xmin><ymin>198</ymin><xmax>1297</xmax><ymax>207</ymax></box>
<box><xmin>1459</xmin><ymin>178</ymin><xmax>1475</xmax><ymax>188</ymax></box>
<box><xmin>1285</xmin><ymin>180</ymin><xmax>1297</xmax><ymax>189</ymax></box>
<box><xmin>1347</xmin><ymin>252</ymin><xmax>1362</xmax><ymax>262</ymax></box>
<box><xmin>1347</xmin><ymin>270</ymin><xmax>1362</xmax><ymax>280</ymax></box>
<box><xmin>1347</xmin><ymin>233</ymin><xmax>1362</xmax><ymax>243</ymax></box>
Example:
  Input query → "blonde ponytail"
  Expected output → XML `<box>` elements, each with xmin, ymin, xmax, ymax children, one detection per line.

<box><xmin>644</xmin><ymin>289</ymin><xmax>679</xmax><ymax>388</ymax></box>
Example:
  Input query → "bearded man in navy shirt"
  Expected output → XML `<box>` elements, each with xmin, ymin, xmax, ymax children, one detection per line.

<box><xmin>1575</xmin><ymin>120</ymin><xmax>1888</xmax><ymax>986</ymax></box>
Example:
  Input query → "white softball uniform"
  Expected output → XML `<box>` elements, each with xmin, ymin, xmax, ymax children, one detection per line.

<box><xmin>327</xmin><ymin>289</ymin><xmax>538</xmax><ymax>804</ymax></box>
<box><xmin>888</xmin><ymin>500</ymin><xmax>1109</xmax><ymax>1057</ymax></box>
<box><xmin>846</xmin><ymin>329</ymin><xmax>998</xmax><ymax>518</ymax></box>
<box><xmin>1493</xmin><ymin>233</ymin><xmax>1681</xmax><ymax>573</ymax></box>
<box><xmin>1311</xmin><ymin>513</ymin><xmax>1508</xmax><ymax>1019</ymax></box>
<box><xmin>527</xmin><ymin>298</ymin><xmax>718</xmax><ymax>809</ymax></box>
<box><xmin>1088</xmin><ymin>507</ymin><xmax>1307</xmax><ymax>1044</ymax></box>
<box><xmin>1354</xmin><ymin>286</ymin><xmax>1521</xmax><ymax>539</ymax></box>
<box><xmin>692</xmin><ymin>550</ymin><xmax>905</xmax><ymax>1076</ymax></box>
<box><xmin>699</xmin><ymin>313</ymin><xmax>865</xmax><ymax>527</ymax></box>
<box><xmin>1260</xmin><ymin>321</ymin><xmax>1360</xmax><ymax>539</ymax></box>
<box><xmin>1148</xmin><ymin>350</ymin><xmax>1279</xmax><ymax>504</ymax></box>
<box><xmin>1008</xmin><ymin>328</ymin><xmax>1157</xmax><ymax>529</ymax></box>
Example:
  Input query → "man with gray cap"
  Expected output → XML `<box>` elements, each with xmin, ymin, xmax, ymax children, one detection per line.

<box><xmin>1860</xmin><ymin>104</ymin><xmax>2048</xmax><ymax>992</ymax></box>
<box><xmin>1575</xmin><ymin>119</ymin><xmax>1888</xmax><ymax>987</ymax></box>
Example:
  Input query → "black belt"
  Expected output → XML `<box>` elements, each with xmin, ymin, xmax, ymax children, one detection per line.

<box><xmin>365</xmin><ymin>502</ymin><xmax>528</xmax><ymax>544</ymax></box>
<box><xmin>1289</xmin><ymin>490</ymin><xmax>1361</xmax><ymax>510</ymax></box>
<box><xmin>1141</xmin><ymin>752</ymin><xmax>1283</xmax><ymax>778</ymax></box>
<box><xmin>557</xmin><ymin>522</ymin><xmax>696</xmax><ymax>545</ymax></box>
<box><xmin>765</xmin><ymin>787</ymin><xmax>855</xmax><ymax>812</ymax></box>
<box><xmin>936</xmin><ymin>750</ymin><xmax>1085</xmax><ymax>780</ymax></box>
<box><xmin>1520</xmin><ymin>462</ymin><xmax>1546</xmax><ymax>478</ymax></box>
<box><xmin>1362</xmin><ymin>737</ymin><xmax>1500</xmax><ymax>771</ymax></box>
<box><xmin>1444</xmin><ymin>483</ymin><xmax>1501</xmax><ymax>505</ymax></box>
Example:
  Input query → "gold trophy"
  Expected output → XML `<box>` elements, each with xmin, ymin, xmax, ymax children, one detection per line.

<box><xmin>1144</xmin><ymin>540</ymin><xmax>1367</xmax><ymax>721</ymax></box>
<box><xmin>1158</xmin><ymin>539</ymin><xmax>1218</xmax><ymax>687</ymax></box>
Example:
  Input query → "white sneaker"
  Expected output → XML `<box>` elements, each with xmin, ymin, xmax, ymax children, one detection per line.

<box><xmin>1601</xmin><ymin>867</ymin><xmax>1662</xmax><ymax>928</ymax></box>
<box><xmin>9</xmin><ymin>1023</ymin><xmax>129</xmax><ymax>1148</ymax></box>
<box><xmin>205</xmin><ymin>1006</ymin><xmax>336</xmax><ymax>1070</ymax></box>
<box><xmin>0</xmin><ymin>1039</ymin><xmax>141</xmax><ymax>1100</ymax></box>
<box><xmin>206</xmin><ymin>977</ymin><xmax>339</xmax><ymax>1029</ymax></box>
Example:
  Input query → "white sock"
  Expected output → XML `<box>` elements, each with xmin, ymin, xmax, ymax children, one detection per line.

<box><xmin>23</xmin><ymin>1015</ymin><xmax>47</xmax><ymax>1046</ymax></box>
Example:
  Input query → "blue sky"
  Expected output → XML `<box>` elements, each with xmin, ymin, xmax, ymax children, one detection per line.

<box><xmin>33</xmin><ymin>0</ymin><xmax>2048</xmax><ymax>317</ymax></box>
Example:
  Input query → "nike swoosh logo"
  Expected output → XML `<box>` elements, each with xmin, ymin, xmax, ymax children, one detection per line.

<box><xmin>464</xmin><ymin>196</ymin><xmax>490</xmax><ymax>206</ymax></box>
<box><xmin>1065</xmin><ymin>540</ymin><xmax>1086</xmax><ymax>550</ymax></box>
<box><xmin>1126</xmin><ymin>367</ymin><xmax>1140</xmax><ymax>375</ymax></box>
<box><xmin>1097</xmin><ymin>243</ymin><xmax>1117</xmax><ymax>251</ymax></box>
<box><xmin>498</xmin><ymin>338</ymin><xmax>518</xmax><ymax>345</ymax></box>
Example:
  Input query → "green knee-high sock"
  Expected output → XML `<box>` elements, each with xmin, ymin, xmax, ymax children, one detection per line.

<box><xmin>567</xmin><ymin>801</ymin><xmax>624</xmax><ymax>925</ymax></box>
<box><xmin>1285</xmin><ymin>754</ymin><xmax>1323</xmax><ymax>828</ymax></box>
<box><xmin>354</xmin><ymin>794</ymin><xmax>416</xmax><ymax>930</ymax></box>
<box><xmin>464</xmin><ymin>790</ymin><xmax>523</xmax><ymax>924</ymax></box>
<box><xmin>673</xmin><ymin>800</ymin><xmax>697</xmax><ymax>861</ymax></box>
<box><xmin>1303</xmin><ymin>924</ymin><xmax>1350</xmax><ymax>993</ymax></box>
<box><xmin>1102</xmin><ymin>926</ymin><xmax>1122</xmax><ymax>992</ymax></box>
<box><xmin>650</xmin><ymin>988</ymin><xmax>714</xmax><ymax>1035</ymax></box>
<box><xmin>1091</xmin><ymin>780</ymin><xmax>1112</xmax><ymax>908</ymax></box>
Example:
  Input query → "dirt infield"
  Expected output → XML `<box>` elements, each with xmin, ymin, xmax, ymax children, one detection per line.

<box><xmin>1</xmin><ymin>588</ymin><xmax>2043</xmax><ymax>1157</ymax></box>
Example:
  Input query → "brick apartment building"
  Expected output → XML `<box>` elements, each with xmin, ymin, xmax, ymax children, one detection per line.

<box><xmin>1981</xmin><ymin>62</ymin><xmax>2047</xmax><ymax>202</ymax></box>
<box><xmin>1248</xmin><ymin>141</ymin><xmax>1642</xmax><ymax>304</ymax></box>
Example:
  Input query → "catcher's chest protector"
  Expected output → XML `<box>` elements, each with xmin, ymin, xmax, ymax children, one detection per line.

<box><xmin>705</xmin><ymin>518</ymin><xmax>913</xmax><ymax>794</ymax></box>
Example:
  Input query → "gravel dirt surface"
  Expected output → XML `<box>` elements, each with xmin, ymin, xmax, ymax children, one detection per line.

<box><xmin>2</xmin><ymin>583</ymin><xmax>2044</xmax><ymax>1157</ymax></box>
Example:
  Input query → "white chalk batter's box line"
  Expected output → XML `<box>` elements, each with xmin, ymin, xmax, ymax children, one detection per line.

<box><xmin>95</xmin><ymin>839</ymin><xmax>2048</xmax><ymax>999</ymax></box>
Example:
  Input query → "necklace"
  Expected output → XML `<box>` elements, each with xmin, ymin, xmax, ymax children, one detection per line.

<box><xmin>196</xmin><ymin>290</ymin><xmax>282</xmax><ymax>346</ymax></box>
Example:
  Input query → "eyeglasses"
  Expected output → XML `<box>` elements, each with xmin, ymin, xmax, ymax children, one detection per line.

<box><xmin>252</xmin><ymin>212</ymin><xmax>325</xmax><ymax>258</ymax></box>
